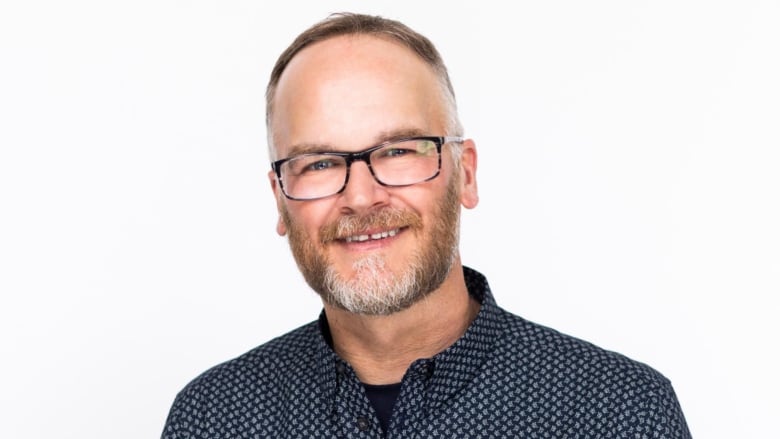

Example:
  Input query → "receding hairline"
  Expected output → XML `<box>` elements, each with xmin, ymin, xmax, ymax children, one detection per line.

<box><xmin>265</xmin><ymin>13</ymin><xmax>462</xmax><ymax>156</ymax></box>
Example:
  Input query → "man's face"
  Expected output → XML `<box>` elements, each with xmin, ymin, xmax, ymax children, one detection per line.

<box><xmin>268</xmin><ymin>35</ymin><xmax>478</xmax><ymax>315</ymax></box>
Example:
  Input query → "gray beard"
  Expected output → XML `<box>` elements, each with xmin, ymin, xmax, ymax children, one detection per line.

<box><xmin>322</xmin><ymin>236</ymin><xmax>456</xmax><ymax>315</ymax></box>
<box><xmin>282</xmin><ymin>174</ymin><xmax>462</xmax><ymax>316</ymax></box>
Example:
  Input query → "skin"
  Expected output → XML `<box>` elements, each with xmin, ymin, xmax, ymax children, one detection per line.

<box><xmin>268</xmin><ymin>34</ymin><xmax>480</xmax><ymax>384</ymax></box>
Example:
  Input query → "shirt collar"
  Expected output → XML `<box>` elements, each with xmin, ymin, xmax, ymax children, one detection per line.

<box><xmin>313</xmin><ymin>266</ymin><xmax>505</xmax><ymax>410</ymax></box>
<box><xmin>425</xmin><ymin>266</ymin><xmax>504</xmax><ymax>409</ymax></box>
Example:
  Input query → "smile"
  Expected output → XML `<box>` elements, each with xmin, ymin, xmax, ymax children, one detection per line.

<box><xmin>344</xmin><ymin>228</ymin><xmax>400</xmax><ymax>243</ymax></box>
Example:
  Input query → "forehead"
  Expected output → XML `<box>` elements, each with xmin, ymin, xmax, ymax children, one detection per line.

<box><xmin>271</xmin><ymin>35</ymin><xmax>448</xmax><ymax>157</ymax></box>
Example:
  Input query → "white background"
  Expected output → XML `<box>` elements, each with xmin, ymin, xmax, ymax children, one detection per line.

<box><xmin>1</xmin><ymin>1</ymin><xmax>778</xmax><ymax>438</ymax></box>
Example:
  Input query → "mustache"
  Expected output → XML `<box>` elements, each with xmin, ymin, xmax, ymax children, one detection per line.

<box><xmin>320</xmin><ymin>208</ymin><xmax>423</xmax><ymax>243</ymax></box>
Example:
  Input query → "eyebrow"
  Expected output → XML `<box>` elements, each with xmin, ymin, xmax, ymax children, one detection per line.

<box><xmin>284</xmin><ymin>127</ymin><xmax>430</xmax><ymax>157</ymax></box>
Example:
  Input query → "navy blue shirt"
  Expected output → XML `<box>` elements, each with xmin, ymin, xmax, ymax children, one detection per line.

<box><xmin>162</xmin><ymin>267</ymin><xmax>691</xmax><ymax>438</ymax></box>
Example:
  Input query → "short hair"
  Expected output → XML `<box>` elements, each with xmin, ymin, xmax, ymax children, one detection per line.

<box><xmin>265</xmin><ymin>12</ymin><xmax>463</xmax><ymax>158</ymax></box>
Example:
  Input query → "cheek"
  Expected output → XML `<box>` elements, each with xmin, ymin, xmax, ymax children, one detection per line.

<box><xmin>283</xmin><ymin>201</ymin><xmax>335</xmax><ymax>238</ymax></box>
<box><xmin>387</xmin><ymin>188</ymin><xmax>447</xmax><ymax>232</ymax></box>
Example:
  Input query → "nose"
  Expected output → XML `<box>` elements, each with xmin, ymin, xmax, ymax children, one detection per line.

<box><xmin>338</xmin><ymin>160</ymin><xmax>390</xmax><ymax>213</ymax></box>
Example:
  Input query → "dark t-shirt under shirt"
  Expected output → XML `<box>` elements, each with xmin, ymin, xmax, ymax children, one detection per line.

<box><xmin>363</xmin><ymin>382</ymin><xmax>402</xmax><ymax>432</ymax></box>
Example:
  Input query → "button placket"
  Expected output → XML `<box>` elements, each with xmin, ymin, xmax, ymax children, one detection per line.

<box><xmin>332</xmin><ymin>360</ymin><xmax>382</xmax><ymax>437</ymax></box>
<box><xmin>388</xmin><ymin>360</ymin><xmax>435</xmax><ymax>436</ymax></box>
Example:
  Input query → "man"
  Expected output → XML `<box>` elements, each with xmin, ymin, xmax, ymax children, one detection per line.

<box><xmin>162</xmin><ymin>12</ymin><xmax>690</xmax><ymax>438</ymax></box>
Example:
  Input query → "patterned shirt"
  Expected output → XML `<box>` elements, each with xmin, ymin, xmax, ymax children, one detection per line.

<box><xmin>162</xmin><ymin>267</ymin><xmax>691</xmax><ymax>438</ymax></box>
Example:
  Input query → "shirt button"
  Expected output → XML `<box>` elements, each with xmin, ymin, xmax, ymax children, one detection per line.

<box><xmin>356</xmin><ymin>416</ymin><xmax>370</xmax><ymax>431</ymax></box>
<box><xmin>335</xmin><ymin>363</ymin><xmax>346</xmax><ymax>375</ymax></box>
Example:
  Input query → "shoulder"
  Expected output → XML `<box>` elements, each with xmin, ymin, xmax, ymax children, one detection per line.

<box><xmin>163</xmin><ymin>321</ymin><xmax>322</xmax><ymax>430</ymax></box>
<box><xmin>496</xmin><ymin>308</ymin><xmax>673</xmax><ymax>391</ymax></box>
<box><xmin>499</xmin><ymin>308</ymin><xmax>667</xmax><ymax>384</ymax></box>
<box><xmin>182</xmin><ymin>320</ymin><xmax>319</xmax><ymax>396</ymax></box>
<box><xmin>491</xmin><ymin>308</ymin><xmax>689</xmax><ymax>435</ymax></box>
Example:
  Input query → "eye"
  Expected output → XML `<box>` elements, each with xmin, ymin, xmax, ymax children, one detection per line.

<box><xmin>306</xmin><ymin>159</ymin><xmax>338</xmax><ymax>171</ymax></box>
<box><xmin>376</xmin><ymin>139</ymin><xmax>437</xmax><ymax>159</ymax></box>
<box><xmin>376</xmin><ymin>145</ymin><xmax>419</xmax><ymax>160</ymax></box>
<box><xmin>287</xmin><ymin>155</ymin><xmax>343</xmax><ymax>176</ymax></box>
<box><xmin>384</xmin><ymin>148</ymin><xmax>413</xmax><ymax>157</ymax></box>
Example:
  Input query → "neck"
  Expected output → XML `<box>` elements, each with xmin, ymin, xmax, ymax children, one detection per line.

<box><xmin>323</xmin><ymin>262</ymin><xmax>480</xmax><ymax>385</ymax></box>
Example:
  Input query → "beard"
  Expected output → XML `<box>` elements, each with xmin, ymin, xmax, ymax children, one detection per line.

<box><xmin>281</xmin><ymin>176</ymin><xmax>461</xmax><ymax>316</ymax></box>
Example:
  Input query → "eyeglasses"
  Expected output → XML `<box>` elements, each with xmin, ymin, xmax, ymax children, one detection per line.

<box><xmin>272</xmin><ymin>136</ymin><xmax>463</xmax><ymax>201</ymax></box>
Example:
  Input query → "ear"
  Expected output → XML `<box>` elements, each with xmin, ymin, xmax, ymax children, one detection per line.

<box><xmin>458</xmin><ymin>139</ymin><xmax>479</xmax><ymax>209</ymax></box>
<box><xmin>268</xmin><ymin>169</ymin><xmax>288</xmax><ymax>236</ymax></box>
<box><xmin>276</xmin><ymin>215</ymin><xmax>287</xmax><ymax>236</ymax></box>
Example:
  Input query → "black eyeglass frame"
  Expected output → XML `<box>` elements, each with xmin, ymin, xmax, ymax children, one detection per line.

<box><xmin>271</xmin><ymin>136</ymin><xmax>464</xmax><ymax>201</ymax></box>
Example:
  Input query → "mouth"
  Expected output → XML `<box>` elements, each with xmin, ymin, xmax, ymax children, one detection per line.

<box><xmin>320</xmin><ymin>208</ymin><xmax>422</xmax><ymax>245</ymax></box>
<box><xmin>343</xmin><ymin>228</ymin><xmax>401</xmax><ymax>243</ymax></box>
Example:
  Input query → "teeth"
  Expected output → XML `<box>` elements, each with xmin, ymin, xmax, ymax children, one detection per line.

<box><xmin>345</xmin><ymin>228</ymin><xmax>399</xmax><ymax>243</ymax></box>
